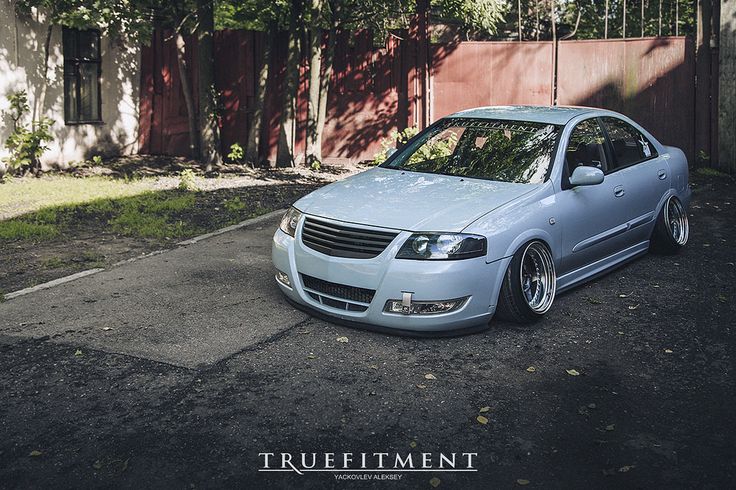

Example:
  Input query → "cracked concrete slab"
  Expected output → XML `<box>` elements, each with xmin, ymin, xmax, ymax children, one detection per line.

<box><xmin>0</xmin><ymin>214</ymin><xmax>308</xmax><ymax>368</ymax></box>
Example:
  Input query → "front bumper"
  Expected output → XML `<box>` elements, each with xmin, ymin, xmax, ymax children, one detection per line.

<box><xmin>272</xmin><ymin>224</ymin><xmax>509</xmax><ymax>333</ymax></box>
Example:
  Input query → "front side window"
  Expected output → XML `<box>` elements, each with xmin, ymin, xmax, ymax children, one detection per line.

<box><xmin>382</xmin><ymin>119</ymin><xmax>560</xmax><ymax>184</ymax></box>
<box><xmin>601</xmin><ymin>117</ymin><xmax>657</xmax><ymax>170</ymax></box>
<box><xmin>565</xmin><ymin>118</ymin><xmax>608</xmax><ymax>173</ymax></box>
<box><xmin>63</xmin><ymin>28</ymin><xmax>102</xmax><ymax>124</ymax></box>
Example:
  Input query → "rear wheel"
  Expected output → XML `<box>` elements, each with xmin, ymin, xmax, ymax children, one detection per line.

<box><xmin>496</xmin><ymin>241</ymin><xmax>556</xmax><ymax>324</ymax></box>
<box><xmin>651</xmin><ymin>196</ymin><xmax>689</xmax><ymax>254</ymax></box>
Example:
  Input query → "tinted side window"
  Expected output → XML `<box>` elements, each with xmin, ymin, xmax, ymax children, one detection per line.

<box><xmin>565</xmin><ymin>119</ymin><xmax>608</xmax><ymax>173</ymax></box>
<box><xmin>601</xmin><ymin>117</ymin><xmax>657</xmax><ymax>170</ymax></box>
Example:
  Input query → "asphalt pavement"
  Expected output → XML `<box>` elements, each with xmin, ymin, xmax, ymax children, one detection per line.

<box><xmin>1</xmin><ymin>177</ymin><xmax>734</xmax><ymax>489</ymax></box>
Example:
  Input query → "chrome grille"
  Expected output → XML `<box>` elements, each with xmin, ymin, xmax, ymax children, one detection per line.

<box><xmin>301</xmin><ymin>274</ymin><xmax>375</xmax><ymax>304</ymax></box>
<box><xmin>301</xmin><ymin>218</ymin><xmax>398</xmax><ymax>259</ymax></box>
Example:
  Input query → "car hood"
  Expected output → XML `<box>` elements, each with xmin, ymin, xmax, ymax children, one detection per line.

<box><xmin>294</xmin><ymin>167</ymin><xmax>537</xmax><ymax>232</ymax></box>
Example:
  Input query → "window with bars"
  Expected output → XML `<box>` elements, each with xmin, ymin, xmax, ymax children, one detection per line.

<box><xmin>63</xmin><ymin>28</ymin><xmax>102</xmax><ymax>124</ymax></box>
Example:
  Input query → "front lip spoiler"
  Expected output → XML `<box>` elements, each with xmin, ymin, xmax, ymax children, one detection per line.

<box><xmin>284</xmin><ymin>296</ymin><xmax>491</xmax><ymax>338</ymax></box>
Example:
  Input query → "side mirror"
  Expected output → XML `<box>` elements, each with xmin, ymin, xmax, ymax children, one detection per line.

<box><xmin>569</xmin><ymin>166</ymin><xmax>604</xmax><ymax>186</ymax></box>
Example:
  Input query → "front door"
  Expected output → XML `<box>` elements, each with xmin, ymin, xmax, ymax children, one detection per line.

<box><xmin>556</xmin><ymin>118</ymin><xmax>631</xmax><ymax>277</ymax></box>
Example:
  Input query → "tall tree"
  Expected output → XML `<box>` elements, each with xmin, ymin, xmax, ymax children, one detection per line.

<box><xmin>275</xmin><ymin>0</ymin><xmax>304</xmax><ymax>167</ymax></box>
<box><xmin>196</xmin><ymin>0</ymin><xmax>221</xmax><ymax>171</ymax></box>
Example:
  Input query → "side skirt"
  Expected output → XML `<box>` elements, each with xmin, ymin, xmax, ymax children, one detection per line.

<box><xmin>556</xmin><ymin>241</ymin><xmax>650</xmax><ymax>293</ymax></box>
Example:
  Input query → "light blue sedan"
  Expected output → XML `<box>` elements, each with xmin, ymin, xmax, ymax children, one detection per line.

<box><xmin>272</xmin><ymin>106</ymin><xmax>690</xmax><ymax>333</ymax></box>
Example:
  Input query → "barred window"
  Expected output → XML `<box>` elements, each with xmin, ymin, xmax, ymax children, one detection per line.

<box><xmin>63</xmin><ymin>28</ymin><xmax>102</xmax><ymax>124</ymax></box>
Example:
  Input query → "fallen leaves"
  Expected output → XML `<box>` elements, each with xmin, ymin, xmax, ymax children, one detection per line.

<box><xmin>416</xmin><ymin>384</ymin><xmax>427</xmax><ymax>389</ymax></box>
<box><xmin>336</xmin><ymin>336</ymin><xmax>349</xmax><ymax>343</ymax></box>
<box><xmin>516</xmin><ymin>479</ymin><xmax>530</xmax><ymax>486</ymax></box>
<box><xmin>409</xmin><ymin>441</ymin><xmax>417</xmax><ymax>449</ymax></box>
<box><xmin>476</xmin><ymin>415</ymin><xmax>489</xmax><ymax>425</ymax></box>
<box><xmin>306</xmin><ymin>354</ymin><xmax>316</xmax><ymax>360</ymax></box>
<box><xmin>29</xmin><ymin>450</ymin><xmax>42</xmax><ymax>457</ymax></box>
<box><xmin>424</xmin><ymin>373</ymin><xmax>437</xmax><ymax>380</ymax></box>
<box><xmin>664</xmin><ymin>349</ymin><xmax>674</xmax><ymax>354</ymax></box>
<box><xmin>605</xmin><ymin>424</ymin><xmax>615</xmax><ymax>431</ymax></box>
<box><xmin>429</xmin><ymin>476</ymin><xmax>441</xmax><ymax>488</ymax></box>
<box><xmin>74</xmin><ymin>349</ymin><xmax>83</xmax><ymax>357</ymax></box>
<box><xmin>566</xmin><ymin>369</ymin><xmax>580</xmax><ymax>376</ymax></box>
<box><xmin>479</xmin><ymin>406</ymin><xmax>491</xmax><ymax>413</ymax></box>
<box><xmin>526</xmin><ymin>366</ymin><xmax>536</xmax><ymax>373</ymax></box>
<box><xmin>627</xmin><ymin>304</ymin><xmax>640</xmax><ymax>310</ymax></box>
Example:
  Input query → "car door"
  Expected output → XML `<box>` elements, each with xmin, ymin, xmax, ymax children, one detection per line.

<box><xmin>599</xmin><ymin>117</ymin><xmax>670</xmax><ymax>245</ymax></box>
<box><xmin>556</xmin><ymin>118</ymin><xmax>632</xmax><ymax>276</ymax></box>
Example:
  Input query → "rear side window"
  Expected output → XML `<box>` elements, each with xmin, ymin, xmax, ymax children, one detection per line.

<box><xmin>601</xmin><ymin>117</ymin><xmax>657</xmax><ymax>170</ymax></box>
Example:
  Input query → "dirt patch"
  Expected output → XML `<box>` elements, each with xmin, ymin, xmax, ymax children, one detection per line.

<box><xmin>0</xmin><ymin>183</ymin><xmax>319</xmax><ymax>295</ymax></box>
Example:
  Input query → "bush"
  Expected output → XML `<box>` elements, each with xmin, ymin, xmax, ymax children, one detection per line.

<box><xmin>177</xmin><ymin>169</ymin><xmax>197</xmax><ymax>191</ymax></box>
<box><xmin>228</xmin><ymin>143</ymin><xmax>244</xmax><ymax>163</ymax></box>
<box><xmin>2</xmin><ymin>91</ymin><xmax>54</xmax><ymax>176</ymax></box>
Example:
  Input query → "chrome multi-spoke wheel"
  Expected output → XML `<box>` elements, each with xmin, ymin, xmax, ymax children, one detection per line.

<box><xmin>519</xmin><ymin>241</ymin><xmax>556</xmax><ymax>314</ymax></box>
<box><xmin>664</xmin><ymin>196</ymin><xmax>689</xmax><ymax>245</ymax></box>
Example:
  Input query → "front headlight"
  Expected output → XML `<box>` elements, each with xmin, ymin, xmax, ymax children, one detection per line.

<box><xmin>396</xmin><ymin>233</ymin><xmax>487</xmax><ymax>260</ymax></box>
<box><xmin>279</xmin><ymin>207</ymin><xmax>302</xmax><ymax>237</ymax></box>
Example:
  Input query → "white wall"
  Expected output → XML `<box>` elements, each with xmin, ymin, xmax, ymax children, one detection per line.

<box><xmin>0</xmin><ymin>2</ymin><xmax>141</xmax><ymax>172</ymax></box>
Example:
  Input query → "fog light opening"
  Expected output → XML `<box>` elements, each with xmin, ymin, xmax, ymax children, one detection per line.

<box><xmin>384</xmin><ymin>297</ymin><xmax>468</xmax><ymax>315</ymax></box>
<box><xmin>275</xmin><ymin>270</ymin><xmax>291</xmax><ymax>288</ymax></box>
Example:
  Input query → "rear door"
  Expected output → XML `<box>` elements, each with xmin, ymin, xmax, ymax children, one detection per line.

<box><xmin>599</xmin><ymin>117</ymin><xmax>670</xmax><ymax>245</ymax></box>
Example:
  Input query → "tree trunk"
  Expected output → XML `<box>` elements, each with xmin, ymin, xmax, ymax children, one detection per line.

<box><xmin>196</xmin><ymin>0</ymin><xmax>221</xmax><ymax>171</ymax></box>
<box><xmin>175</xmin><ymin>31</ymin><xmax>200</xmax><ymax>160</ymax></box>
<box><xmin>305</xmin><ymin>0</ymin><xmax>324</xmax><ymax>168</ymax></box>
<box><xmin>246</xmin><ymin>27</ymin><xmax>274</xmax><ymax>167</ymax></box>
<box><xmin>276</xmin><ymin>0</ymin><xmax>303</xmax><ymax>168</ymax></box>
<box><xmin>314</xmin><ymin>24</ymin><xmax>335</xmax><ymax>167</ymax></box>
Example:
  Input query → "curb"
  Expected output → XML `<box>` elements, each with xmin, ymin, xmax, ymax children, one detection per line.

<box><xmin>2</xmin><ymin>209</ymin><xmax>286</xmax><ymax>302</ymax></box>
<box><xmin>3</xmin><ymin>268</ymin><xmax>105</xmax><ymax>301</ymax></box>
<box><xmin>177</xmin><ymin>208</ymin><xmax>285</xmax><ymax>246</ymax></box>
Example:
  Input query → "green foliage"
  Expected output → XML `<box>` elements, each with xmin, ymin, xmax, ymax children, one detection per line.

<box><xmin>694</xmin><ymin>167</ymin><xmax>729</xmax><ymax>179</ymax></box>
<box><xmin>310</xmin><ymin>161</ymin><xmax>322</xmax><ymax>171</ymax></box>
<box><xmin>177</xmin><ymin>169</ymin><xmax>198</xmax><ymax>191</ymax></box>
<box><xmin>15</xmin><ymin>0</ymin><xmax>154</xmax><ymax>43</ymax></box>
<box><xmin>91</xmin><ymin>155</ymin><xmax>103</xmax><ymax>166</ymax></box>
<box><xmin>434</xmin><ymin>0</ymin><xmax>507</xmax><ymax>36</ymax></box>
<box><xmin>223</xmin><ymin>195</ymin><xmax>247</xmax><ymax>213</ymax></box>
<box><xmin>215</xmin><ymin>0</ymin><xmax>291</xmax><ymax>30</ymax></box>
<box><xmin>227</xmin><ymin>143</ymin><xmax>245</xmax><ymax>163</ymax></box>
<box><xmin>107</xmin><ymin>192</ymin><xmax>197</xmax><ymax>239</ymax></box>
<box><xmin>372</xmin><ymin>126</ymin><xmax>419</xmax><ymax>165</ymax></box>
<box><xmin>0</xmin><ymin>220</ymin><xmax>58</xmax><ymax>240</ymax></box>
<box><xmin>2</xmin><ymin>91</ymin><xmax>54</xmax><ymax>175</ymax></box>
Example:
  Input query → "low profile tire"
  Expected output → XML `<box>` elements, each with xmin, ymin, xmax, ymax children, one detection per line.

<box><xmin>496</xmin><ymin>241</ymin><xmax>557</xmax><ymax>324</ymax></box>
<box><xmin>651</xmin><ymin>196</ymin><xmax>689</xmax><ymax>254</ymax></box>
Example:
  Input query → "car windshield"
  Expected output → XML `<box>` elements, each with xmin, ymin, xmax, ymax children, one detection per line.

<box><xmin>381</xmin><ymin>118</ymin><xmax>560</xmax><ymax>184</ymax></box>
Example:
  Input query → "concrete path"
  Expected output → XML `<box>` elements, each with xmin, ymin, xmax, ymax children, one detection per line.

<box><xmin>0</xmin><ymin>214</ymin><xmax>307</xmax><ymax>368</ymax></box>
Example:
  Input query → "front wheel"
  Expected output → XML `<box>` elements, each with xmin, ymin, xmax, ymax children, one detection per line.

<box><xmin>651</xmin><ymin>196</ymin><xmax>689</xmax><ymax>254</ymax></box>
<box><xmin>496</xmin><ymin>241</ymin><xmax>557</xmax><ymax>324</ymax></box>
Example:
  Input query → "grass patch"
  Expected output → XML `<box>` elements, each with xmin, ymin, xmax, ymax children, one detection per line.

<box><xmin>107</xmin><ymin>192</ymin><xmax>198</xmax><ymax>239</ymax></box>
<box><xmin>0</xmin><ymin>221</ymin><xmax>58</xmax><ymax>240</ymax></box>
<box><xmin>0</xmin><ymin>175</ymin><xmax>156</xmax><ymax>219</ymax></box>
<box><xmin>42</xmin><ymin>257</ymin><xmax>67</xmax><ymax>269</ymax></box>
<box><xmin>694</xmin><ymin>167</ymin><xmax>731</xmax><ymax>179</ymax></box>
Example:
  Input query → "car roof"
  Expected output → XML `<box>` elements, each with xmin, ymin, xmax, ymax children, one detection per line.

<box><xmin>448</xmin><ymin>105</ymin><xmax>599</xmax><ymax>125</ymax></box>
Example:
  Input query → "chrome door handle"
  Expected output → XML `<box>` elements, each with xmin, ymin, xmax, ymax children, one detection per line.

<box><xmin>658</xmin><ymin>169</ymin><xmax>667</xmax><ymax>180</ymax></box>
<box><xmin>614</xmin><ymin>185</ymin><xmax>625</xmax><ymax>197</ymax></box>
